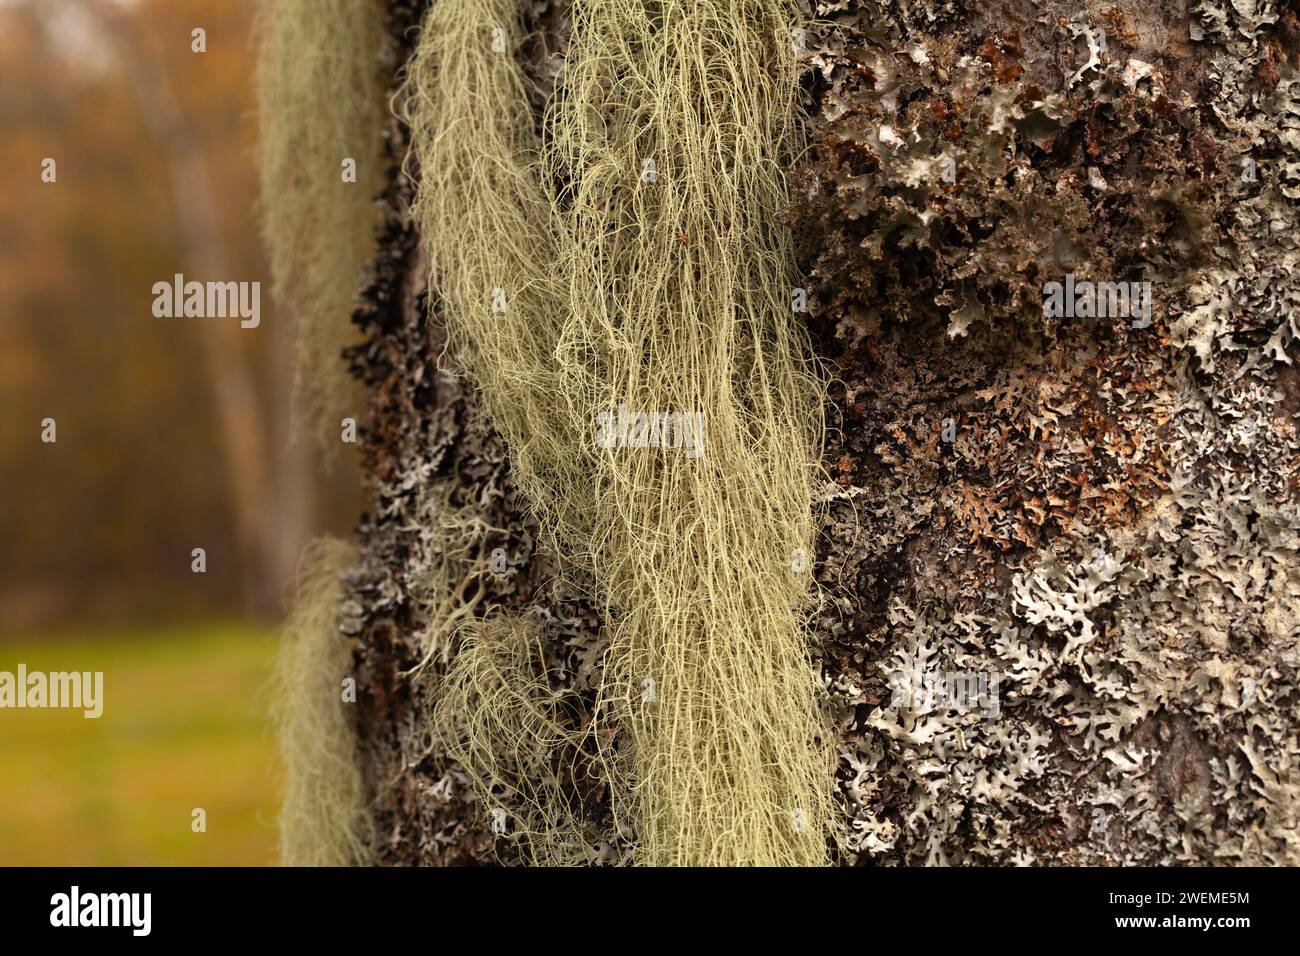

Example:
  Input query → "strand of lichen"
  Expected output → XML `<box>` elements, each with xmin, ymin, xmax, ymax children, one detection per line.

<box><xmin>403</xmin><ymin>0</ymin><xmax>598</xmax><ymax>866</ymax></box>
<box><xmin>256</xmin><ymin>0</ymin><xmax>389</xmax><ymax>447</ymax></box>
<box><xmin>432</xmin><ymin>613</ymin><xmax>605</xmax><ymax>864</ymax></box>
<box><xmin>402</xmin><ymin>0</ymin><xmax>579</xmax><ymax>536</ymax></box>
<box><xmin>406</xmin><ymin>0</ymin><xmax>833</xmax><ymax>865</ymax></box>
<box><xmin>273</xmin><ymin>537</ymin><xmax>373</xmax><ymax>866</ymax></box>
<box><xmin>550</xmin><ymin>0</ymin><xmax>833</xmax><ymax>866</ymax></box>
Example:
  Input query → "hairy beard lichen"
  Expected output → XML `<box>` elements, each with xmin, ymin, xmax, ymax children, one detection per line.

<box><xmin>431</xmin><ymin>612</ymin><xmax>610</xmax><ymax>865</ymax></box>
<box><xmin>255</xmin><ymin>0</ymin><xmax>389</xmax><ymax>447</ymax></box>
<box><xmin>273</xmin><ymin>537</ymin><xmax>373</xmax><ymax>866</ymax></box>
<box><xmin>406</xmin><ymin>0</ymin><xmax>834</xmax><ymax>865</ymax></box>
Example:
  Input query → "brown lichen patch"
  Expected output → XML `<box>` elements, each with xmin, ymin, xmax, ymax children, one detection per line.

<box><xmin>799</xmin><ymin>0</ymin><xmax>1300</xmax><ymax>865</ymax></box>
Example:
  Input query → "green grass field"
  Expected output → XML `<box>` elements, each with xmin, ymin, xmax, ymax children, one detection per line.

<box><xmin>0</xmin><ymin>623</ymin><xmax>281</xmax><ymax>865</ymax></box>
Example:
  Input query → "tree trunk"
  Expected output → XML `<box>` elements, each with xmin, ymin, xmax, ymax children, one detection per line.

<box><xmin>344</xmin><ymin>0</ymin><xmax>1300</xmax><ymax>865</ymax></box>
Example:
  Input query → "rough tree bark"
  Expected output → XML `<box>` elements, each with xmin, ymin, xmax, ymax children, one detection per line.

<box><xmin>343</xmin><ymin>0</ymin><xmax>1299</xmax><ymax>864</ymax></box>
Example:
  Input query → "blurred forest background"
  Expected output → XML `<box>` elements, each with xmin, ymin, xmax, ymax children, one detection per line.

<box><xmin>0</xmin><ymin>0</ymin><xmax>360</xmax><ymax>863</ymax></box>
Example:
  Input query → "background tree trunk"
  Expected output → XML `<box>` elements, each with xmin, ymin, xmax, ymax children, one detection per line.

<box><xmin>345</xmin><ymin>0</ymin><xmax>1300</xmax><ymax>864</ymax></box>
<box><xmin>90</xmin><ymin>0</ymin><xmax>308</xmax><ymax>618</ymax></box>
